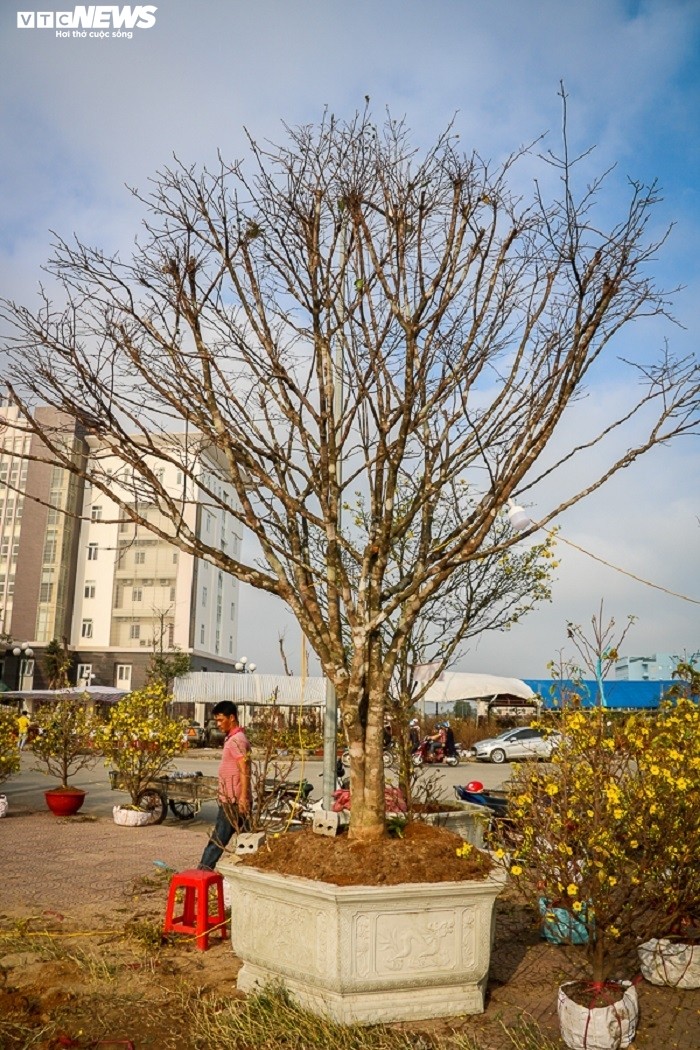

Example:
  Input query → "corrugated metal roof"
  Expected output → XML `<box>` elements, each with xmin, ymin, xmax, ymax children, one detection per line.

<box><xmin>173</xmin><ymin>672</ymin><xmax>326</xmax><ymax>707</ymax></box>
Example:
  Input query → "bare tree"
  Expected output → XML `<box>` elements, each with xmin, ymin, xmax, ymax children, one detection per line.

<box><xmin>1</xmin><ymin>106</ymin><xmax>698</xmax><ymax>841</ymax></box>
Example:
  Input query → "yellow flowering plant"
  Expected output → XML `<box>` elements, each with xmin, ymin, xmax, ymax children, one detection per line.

<box><xmin>0</xmin><ymin>709</ymin><xmax>21</xmax><ymax>785</ymax></box>
<box><xmin>96</xmin><ymin>685</ymin><xmax>187</xmax><ymax>806</ymax></box>
<box><xmin>31</xmin><ymin>697</ymin><xmax>101</xmax><ymax>789</ymax></box>
<box><xmin>494</xmin><ymin>689</ymin><xmax>700</xmax><ymax>986</ymax></box>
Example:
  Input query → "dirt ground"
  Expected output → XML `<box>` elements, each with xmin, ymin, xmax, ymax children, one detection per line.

<box><xmin>2</xmin><ymin>810</ymin><xmax>700</xmax><ymax>1050</ymax></box>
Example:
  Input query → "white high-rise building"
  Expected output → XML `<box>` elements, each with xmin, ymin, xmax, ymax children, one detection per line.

<box><xmin>0</xmin><ymin>402</ymin><xmax>242</xmax><ymax>691</ymax></box>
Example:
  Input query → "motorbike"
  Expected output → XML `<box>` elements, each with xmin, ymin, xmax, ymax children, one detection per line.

<box><xmin>342</xmin><ymin>746</ymin><xmax>396</xmax><ymax>770</ymax></box>
<box><xmin>454</xmin><ymin>782</ymin><xmax>517</xmax><ymax>846</ymax></box>
<box><xmin>412</xmin><ymin>737</ymin><xmax>460</xmax><ymax>767</ymax></box>
<box><xmin>258</xmin><ymin>760</ymin><xmax>349</xmax><ymax>832</ymax></box>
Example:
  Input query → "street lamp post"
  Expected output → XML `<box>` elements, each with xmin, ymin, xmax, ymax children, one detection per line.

<box><xmin>233</xmin><ymin>656</ymin><xmax>256</xmax><ymax>729</ymax></box>
<box><xmin>234</xmin><ymin>656</ymin><xmax>257</xmax><ymax>674</ymax></box>
<box><xmin>12</xmin><ymin>642</ymin><xmax>35</xmax><ymax>690</ymax></box>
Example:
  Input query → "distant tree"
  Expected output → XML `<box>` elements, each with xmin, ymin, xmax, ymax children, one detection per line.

<box><xmin>2</xmin><ymin>102</ymin><xmax>698</xmax><ymax>840</ymax></box>
<box><xmin>145</xmin><ymin>611</ymin><xmax>191</xmax><ymax>691</ymax></box>
<box><xmin>42</xmin><ymin>637</ymin><xmax>73</xmax><ymax>690</ymax></box>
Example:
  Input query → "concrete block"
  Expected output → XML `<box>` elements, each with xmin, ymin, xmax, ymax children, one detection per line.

<box><xmin>235</xmin><ymin>831</ymin><xmax>266</xmax><ymax>855</ymax></box>
<box><xmin>312</xmin><ymin>810</ymin><xmax>341</xmax><ymax>837</ymax></box>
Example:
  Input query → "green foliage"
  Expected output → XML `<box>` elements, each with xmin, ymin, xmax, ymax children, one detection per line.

<box><xmin>31</xmin><ymin>698</ymin><xmax>101</xmax><ymax>788</ymax></box>
<box><xmin>0</xmin><ymin>710</ymin><xmax>20</xmax><ymax>785</ymax></box>
<box><xmin>41</xmin><ymin>638</ymin><xmax>72</xmax><ymax>690</ymax></box>
<box><xmin>145</xmin><ymin>646</ymin><xmax>191</xmax><ymax>690</ymax></box>
<box><xmin>96</xmin><ymin>684</ymin><xmax>187</xmax><ymax>805</ymax></box>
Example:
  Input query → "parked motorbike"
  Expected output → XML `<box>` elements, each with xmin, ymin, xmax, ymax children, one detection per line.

<box><xmin>342</xmin><ymin>746</ymin><xmax>396</xmax><ymax>770</ymax></box>
<box><xmin>412</xmin><ymin>737</ymin><xmax>460</xmax><ymax>767</ymax></box>
<box><xmin>454</xmin><ymin>782</ymin><xmax>509</xmax><ymax>816</ymax></box>
<box><xmin>454</xmin><ymin>781</ymin><xmax>517</xmax><ymax>846</ymax></box>
<box><xmin>258</xmin><ymin>761</ymin><xmax>349</xmax><ymax>832</ymax></box>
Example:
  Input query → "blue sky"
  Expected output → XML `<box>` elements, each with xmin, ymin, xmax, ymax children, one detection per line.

<box><xmin>1</xmin><ymin>0</ymin><xmax>698</xmax><ymax>676</ymax></box>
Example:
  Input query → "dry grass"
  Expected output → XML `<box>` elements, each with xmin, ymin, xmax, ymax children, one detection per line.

<box><xmin>183</xmin><ymin>984</ymin><xmax>555</xmax><ymax>1050</ymax></box>
<box><xmin>0</xmin><ymin>917</ymin><xmax>555</xmax><ymax>1050</ymax></box>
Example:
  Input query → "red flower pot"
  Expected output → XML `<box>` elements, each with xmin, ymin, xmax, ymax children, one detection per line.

<box><xmin>44</xmin><ymin>788</ymin><xmax>87</xmax><ymax>816</ymax></box>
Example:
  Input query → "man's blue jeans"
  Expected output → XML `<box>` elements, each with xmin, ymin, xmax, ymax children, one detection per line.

<box><xmin>198</xmin><ymin>804</ymin><xmax>249</xmax><ymax>871</ymax></box>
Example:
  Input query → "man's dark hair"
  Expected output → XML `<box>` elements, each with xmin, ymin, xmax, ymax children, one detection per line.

<box><xmin>212</xmin><ymin>700</ymin><xmax>239</xmax><ymax>719</ymax></box>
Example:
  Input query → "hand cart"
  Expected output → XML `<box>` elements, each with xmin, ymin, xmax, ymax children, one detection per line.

<box><xmin>109</xmin><ymin>770</ymin><xmax>220</xmax><ymax>824</ymax></box>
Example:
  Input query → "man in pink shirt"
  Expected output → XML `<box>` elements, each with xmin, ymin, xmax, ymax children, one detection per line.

<box><xmin>197</xmin><ymin>701</ymin><xmax>252</xmax><ymax>871</ymax></box>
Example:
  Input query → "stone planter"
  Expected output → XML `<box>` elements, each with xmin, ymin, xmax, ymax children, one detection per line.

<box><xmin>422</xmin><ymin>804</ymin><xmax>490</xmax><ymax>848</ymax></box>
<box><xmin>219</xmin><ymin>860</ymin><xmax>506</xmax><ymax>1024</ymax></box>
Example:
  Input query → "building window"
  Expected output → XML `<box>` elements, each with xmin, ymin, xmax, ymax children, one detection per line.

<box><xmin>134</xmin><ymin>551</ymin><xmax>146</xmax><ymax>565</ymax></box>
<box><xmin>39</xmin><ymin>582</ymin><xmax>54</xmax><ymax>603</ymax></box>
<box><xmin>84</xmin><ymin>580</ymin><xmax>96</xmax><ymax>599</ymax></box>
<box><xmin>173</xmin><ymin>551</ymin><xmax>178</xmax><ymax>564</ymax></box>
<box><xmin>91</xmin><ymin>505</ymin><xmax>103</xmax><ymax>521</ymax></box>
<box><xmin>81</xmin><ymin>619</ymin><xmax>93</xmax><ymax>639</ymax></box>
<box><xmin>170</xmin><ymin>586</ymin><xmax>176</xmax><ymax>601</ymax></box>
<box><xmin>87</xmin><ymin>543</ymin><xmax>98</xmax><ymax>561</ymax></box>
<box><xmin>129</xmin><ymin>623</ymin><xmax>140</xmax><ymax>640</ymax></box>
<box><xmin>202</xmin><ymin>586</ymin><xmax>208</xmax><ymax>607</ymax></box>
<box><xmin>168</xmin><ymin>623</ymin><xmax>175</xmax><ymax>647</ymax></box>
<box><xmin>116</xmin><ymin>664</ymin><xmax>132</xmax><ymax>688</ymax></box>
<box><xmin>200</xmin><ymin>624</ymin><xmax>205</xmax><ymax>644</ymax></box>
<box><xmin>132</xmin><ymin>588</ymin><xmax>143</xmax><ymax>602</ymax></box>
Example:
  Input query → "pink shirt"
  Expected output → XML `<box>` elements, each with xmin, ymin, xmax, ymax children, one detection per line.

<box><xmin>217</xmin><ymin>726</ymin><xmax>251</xmax><ymax>805</ymax></box>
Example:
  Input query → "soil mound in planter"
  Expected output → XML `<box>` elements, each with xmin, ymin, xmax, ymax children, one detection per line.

<box><xmin>240</xmin><ymin>821</ymin><xmax>493</xmax><ymax>886</ymax></box>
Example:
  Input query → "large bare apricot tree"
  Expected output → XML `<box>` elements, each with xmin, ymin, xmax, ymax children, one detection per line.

<box><xmin>2</xmin><ymin>108</ymin><xmax>698</xmax><ymax>840</ymax></box>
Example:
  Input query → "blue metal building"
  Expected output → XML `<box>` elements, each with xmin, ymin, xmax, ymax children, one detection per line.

<box><xmin>522</xmin><ymin>679</ymin><xmax>681</xmax><ymax>710</ymax></box>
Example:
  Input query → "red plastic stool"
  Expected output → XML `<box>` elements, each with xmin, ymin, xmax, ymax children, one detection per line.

<box><xmin>163</xmin><ymin>868</ymin><xmax>227</xmax><ymax>951</ymax></box>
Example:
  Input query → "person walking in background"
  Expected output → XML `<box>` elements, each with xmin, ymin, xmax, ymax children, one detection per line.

<box><xmin>17</xmin><ymin>710</ymin><xmax>30</xmax><ymax>751</ymax></box>
<box><xmin>197</xmin><ymin>701</ymin><xmax>251</xmax><ymax>871</ymax></box>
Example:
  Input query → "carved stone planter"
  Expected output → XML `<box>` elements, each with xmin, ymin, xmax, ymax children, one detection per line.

<box><xmin>218</xmin><ymin>860</ymin><xmax>506</xmax><ymax>1023</ymax></box>
<box><xmin>423</xmin><ymin>805</ymin><xmax>490</xmax><ymax>848</ymax></box>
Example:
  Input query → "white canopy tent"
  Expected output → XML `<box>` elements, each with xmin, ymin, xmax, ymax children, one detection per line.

<box><xmin>415</xmin><ymin>672</ymin><xmax>537</xmax><ymax>718</ymax></box>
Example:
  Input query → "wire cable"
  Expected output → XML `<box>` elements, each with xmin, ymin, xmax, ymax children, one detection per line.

<box><xmin>552</xmin><ymin>528</ymin><xmax>700</xmax><ymax>606</ymax></box>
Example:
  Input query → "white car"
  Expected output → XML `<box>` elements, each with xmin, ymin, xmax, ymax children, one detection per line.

<box><xmin>470</xmin><ymin>727</ymin><xmax>560</xmax><ymax>764</ymax></box>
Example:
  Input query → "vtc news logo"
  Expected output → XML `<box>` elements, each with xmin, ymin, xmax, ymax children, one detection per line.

<box><xmin>17</xmin><ymin>6</ymin><xmax>158</xmax><ymax>32</ymax></box>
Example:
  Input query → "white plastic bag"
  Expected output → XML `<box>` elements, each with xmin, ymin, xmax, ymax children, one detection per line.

<box><xmin>112</xmin><ymin>804</ymin><xmax>152</xmax><ymax>827</ymax></box>
<box><xmin>558</xmin><ymin>980</ymin><xmax>638</xmax><ymax>1050</ymax></box>
<box><xmin>638</xmin><ymin>938</ymin><xmax>700</xmax><ymax>989</ymax></box>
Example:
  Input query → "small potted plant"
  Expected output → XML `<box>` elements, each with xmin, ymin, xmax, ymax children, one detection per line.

<box><xmin>32</xmin><ymin>696</ymin><xmax>101</xmax><ymax>815</ymax></box>
<box><xmin>96</xmin><ymin>684</ymin><xmax>187</xmax><ymax>825</ymax></box>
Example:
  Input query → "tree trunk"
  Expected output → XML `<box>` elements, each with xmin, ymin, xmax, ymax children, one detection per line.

<box><xmin>340</xmin><ymin>654</ymin><xmax>388</xmax><ymax>842</ymax></box>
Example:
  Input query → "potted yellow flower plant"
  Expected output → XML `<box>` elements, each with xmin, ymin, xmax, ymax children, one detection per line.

<box><xmin>31</xmin><ymin>696</ymin><xmax>101</xmax><ymax>815</ymax></box>
<box><xmin>0</xmin><ymin>709</ymin><xmax>21</xmax><ymax>816</ymax></box>
<box><xmin>97</xmin><ymin>684</ymin><xmax>187</xmax><ymax>826</ymax></box>
<box><xmin>497</xmin><ymin>690</ymin><xmax>700</xmax><ymax>1049</ymax></box>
